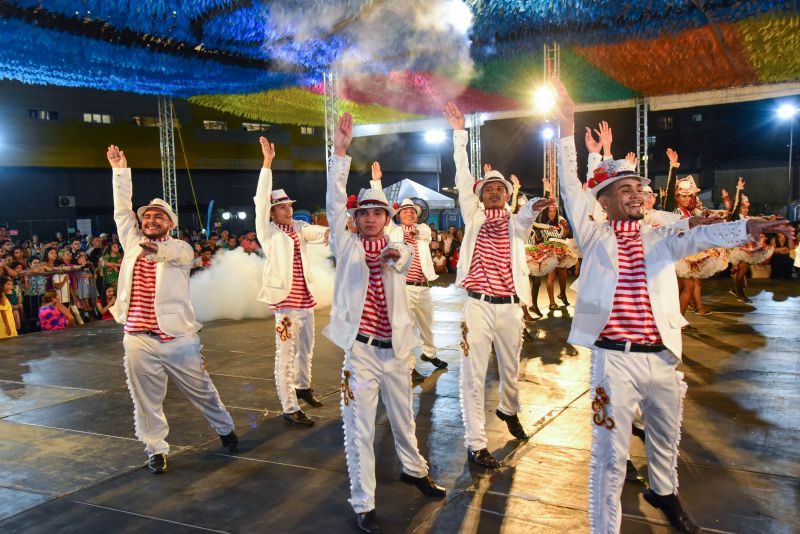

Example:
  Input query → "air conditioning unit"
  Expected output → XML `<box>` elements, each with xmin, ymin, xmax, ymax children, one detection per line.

<box><xmin>58</xmin><ymin>195</ymin><xmax>76</xmax><ymax>208</ymax></box>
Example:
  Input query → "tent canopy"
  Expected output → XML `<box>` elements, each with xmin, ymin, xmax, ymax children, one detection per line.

<box><xmin>383</xmin><ymin>179</ymin><xmax>455</xmax><ymax>211</ymax></box>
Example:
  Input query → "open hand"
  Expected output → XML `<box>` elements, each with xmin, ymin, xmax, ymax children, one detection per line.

<box><xmin>382</xmin><ymin>248</ymin><xmax>401</xmax><ymax>263</ymax></box>
<box><xmin>596</xmin><ymin>121</ymin><xmax>612</xmax><ymax>154</ymax></box>
<box><xmin>259</xmin><ymin>136</ymin><xmax>275</xmax><ymax>168</ymax></box>
<box><xmin>107</xmin><ymin>145</ymin><xmax>127</xmax><ymax>168</ymax></box>
<box><xmin>334</xmin><ymin>112</ymin><xmax>353</xmax><ymax>156</ymax></box>
<box><xmin>584</xmin><ymin>128</ymin><xmax>601</xmax><ymax>153</ymax></box>
<box><xmin>533</xmin><ymin>197</ymin><xmax>557</xmax><ymax>212</ymax></box>
<box><xmin>721</xmin><ymin>189</ymin><xmax>729</xmax><ymax>201</ymax></box>
<box><xmin>746</xmin><ymin>219</ymin><xmax>795</xmax><ymax>241</ymax></box>
<box><xmin>551</xmin><ymin>78</ymin><xmax>575</xmax><ymax>137</ymax></box>
<box><xmin>483</xmin><ymin>163</ymin><xmax>492</xmax><ymax>175</ymax></box>
<box><xmin>443</xmin><ymin>101</ymin><xmax>465</xmax><ymax>130</ymax></box>
<box><xmin>666</xmin><ymin>148</ymin><xmax>679</xmax><ymax>165</ymax></box>
<box><xmin>625</xmin><ymin>152</ymin><xmax>637</xmax><ymax>167</ymax></box>
<box><xmin>371</xmin><ymin>161</ymin><xmax>382</xmax><ymax>181</ymax></box>
<box><xmin>139</xmin><ymin>242</ymin><xmax>158</xmax><ymax>258</ymax></box>
<box><xmin>737</xmin><ymin>177</ymin><xmax>745</xmax><ymax>190</ymax></box>
<box><xmin>510</xmin><ymin>173</ymin><xmax>520</xmax><ymax>187</ymax></box>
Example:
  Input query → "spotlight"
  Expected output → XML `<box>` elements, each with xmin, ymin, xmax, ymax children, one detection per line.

<box><xmin>237</xmin><ymin>211</ymin><xmax>247</xmax><ymax>220</ymax></box>
<box><xmin>445</xmin><ymin>0</ymin><xmax>473</xmax><ymax>35</ymax></box>
<box><xmin>222</xmin><ymin>211</ymin><xmax>232</xmax><ymax>220</ymax></box>
<box><xmin>533</xmin><ymin>85</ymin><xmax>557</xmax><ymax>114</ymax></box>
<box><xmin>424</xmin><ymin>130</ymin><xmax>446</xmax><ymax>144</ymax></box>
<box><xmin>542</xmin><ymin>126</ymin><xmax>555</xmax><ymax>140</ymax></box>
<box><xmin>777</xmin><ymin>103</ymin><xmax>798</xmax><ymax>120</ymax></box>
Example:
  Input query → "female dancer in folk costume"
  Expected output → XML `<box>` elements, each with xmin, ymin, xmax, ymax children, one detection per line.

<box><xmin>324</xmin><ymin>113</ymin><xmax>445</xmax><ymax>534</ymax></box>
<box><xmin>663</xmin><ymin>149</ymin><xmax>727</xmax><ymax>317</ymax></box>
<box><xmin>723</xmin><ymin>180</ymin><xmax>773</xmax><ymax>302</ymax></box>
<box><xmin>534</xmin><ymin>203</ymin><xmax>577</xmax><ymax>311</ymax></box>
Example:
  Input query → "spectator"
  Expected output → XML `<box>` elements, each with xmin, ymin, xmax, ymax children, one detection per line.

<box><xmin>432</xmin><ymin>249</ymin><xmax>448</xmax><ymax>274</ymax></box>
<box><xmin>51</xmin><ymin>259</ymin><xmax>72</xmax><ymax>309</ymax></box>
<box><xmin>5</xmin><ymin>268</ymin><xmax>24</xmax><ymax>331</ymax></box>
<box><xmin>449</xmin><ymin>246</ymin><xmax>460</xmax><ymax>272</ymax></box>
<box><xmin>23</xmin><ymin>257</ymin><xmax>47</xmax><ymax>319</ymax></box>
<box><xmin>96</xmin><ymin>286</ymin><xmax>116</xmax><ymax>321</ymax></box>
<box><xmin>1</xmin><ymin>276</ymin><xmax>18</xmax><ymax>339</ymax></box>
<box><xmin>69</xmin><ymin>239</ymin><xmax>83</xmax><ymax>255</ymax></box>
<box><xmin>226</xmin><ymin>236</ymin><xmax>238</xmax><ymax>250</ymax></box>
<box><xmin>75</xmin><ymin>251</ymin><xmax>96</xmax><ymax>321</ymax></box>
<box><xmin>208</xmin><ymin>234</ymin><xmax>220</xmax><ymax>251</ymax></box>
<box><xmin>100</xmin><ymin>242</ymin><xmax>123</xmax><ymax>288</ymax></box>
<box><xmin>455</xmin><ymin>228</ymin><xmax>464</xmax><ymax>242</ymax></box>
<box><xmin>192</xmin><ymin>247</ymin><xmax>214</xmax><ymax>271</ymax></box>
<box><xmin>0</xmin><ymin>226</ymin><xmax>7</xmax><ymax>241</ymax></box>
<box><xmin>38</xmin><ymin>290</ymin><xmax>72</xmax><ymax>331</ymax></box>
<box><xmin>220</xmin><ymin>229</ymin><xmax>230</xmax><ymax>244</ymax></box>
<box><xmin>771</xmin><ymin>232</ymin><xmax>795</xmax><ymax>279</ymax></box>
<box><xmin>240</xmin><ymin>230</ymin><xmax>260</xmax><ymax>252</ymax></box>
<box><xmin>2</xmin><ymin>240</ymin><xmax>13</xmax><ymax>255</ymax></box>
<box><xmin>193</xmin><ymin>242</ymin><xmax>203</xmax><ymax>256</ymax></box>
<box><xmin>42</xmin><ymin>247</ymin><xmax>58</xmax><ymax>272</ymax></box>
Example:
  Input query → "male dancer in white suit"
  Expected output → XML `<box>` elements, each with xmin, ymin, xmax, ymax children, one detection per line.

<box><xmin>552</xmin><ymin>80</ymin><xmax>794</xmax><ymax>534</ymax></box>
<box><xmin>324</xmin><ymin>113</ymin><xmax>445</xmax><ymax>534</ymax></box>
<box><xmin>370</xmin><ymin>161</ymin><xmax>449</xmax><ymax>380</ymax></box>
<box><xmin>443</xmin><ymin>102</ymin><xmax>554</xmax><ymax>469</ymax></box>
<box><xmin>254</xmin><ymin>136</ymin><xmax>329</xmax><ymax>426</ymax></box>
<box><xmin>106</xmin><ymin>145</ymin><xmax>237</xmax><ymax>475</ymax></box>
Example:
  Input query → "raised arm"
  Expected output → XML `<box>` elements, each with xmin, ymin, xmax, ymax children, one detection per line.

<box><xmin>444</xmin><ymin>102</ymin><xmax>481</xmax><ymax>220</ymax></box>
<box><xmin>514</xmin><ymin>197</ymin><xmax>554</xmax><ymax>239</ymax></box>
<box><xmin>664</xmin><ymin>218</ymin><xmax>795</xmax><ymax>261</ymax></box>
<box><xmin>552</xmin><ymin>80</ymin><xmax>594</xmax><ymax>244</ymax></box>
<box><xmin>325</xmin><ymin>113</ymin><xmax>354</xmax><ymax>258</ymax></box>
<box><xmin>728</xmin><ymin>177</ymin><xmax>744</xmax><ymax>221</ymax></box>
<box><xmin>107</xmin><ymin>145</ymin><xmax>141</xmax><ymax>250</ymax></box>
<box><xmin>254</xmin><ymin>136</ymin><xmax>276</xmax><ymax>247</ymax></box>
<box><xmin>663</xmin><ymin>148</ymin><xmax>679</xmax><ymax>212</ymax></box>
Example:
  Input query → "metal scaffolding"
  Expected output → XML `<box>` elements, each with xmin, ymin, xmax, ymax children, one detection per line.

<box><xmin>543</xmin><ymin>42</ymin><xmax>561</xmax><ymax>200</ymax></box>
<box><xmin>636</xmin><ymin>97</ymin><xmax>649</xmax><ymax>179</ymax></box>
<box><xmin>157</xmin><ymin>95</ymin><xmax>178</xmax><ymax>230</ymax></box>
<box><xmin>323</xmin><ymin>70</ymin><xmax>340</xmax><ymax>175</ymax></box>
<box><xmin>469</xmin><ymin>112</ymin><xmax>483</xmax><ymax>180</ymax></box>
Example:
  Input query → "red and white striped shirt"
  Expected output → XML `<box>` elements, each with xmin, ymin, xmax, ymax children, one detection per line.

<box><xmin>462</xmin><ymin>209</ymin><xmax>516</xmax><ymax>296</ymax></box>
<box><xmin>124</xmin><ymin>236</ymin><xmax>174</xmax><ymax>342</ymax></box>
<box><xmin>401</xmin><ymin>224</ymin><xmax>426</xmax><ymax>283</ymax></box>
<box><xmin>270</xmin><ymin>224</ymin><xmax>316</xmax><ymax>311</ymax></box>
<box><xmin>599</xmin><ymin>220</ymin><xmax>662</xmax><ymax>345</ymax></box>
<box><xmin>358</xmin><ymin>237</ymin><xmax>392</xmax><ymax>340</ymax></box>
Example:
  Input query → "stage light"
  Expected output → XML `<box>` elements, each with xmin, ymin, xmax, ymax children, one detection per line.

<box><xmin>778</xmin><ymin>103</ymin><xmax>798</xmax><ymax>119</ymax></box>
<box><xmin>237</xmin><ymin>211</ymin><xmax>247</xmax><ymax>220</ymax></box>
<box><xmin>424</xmin><ymin>130</ymin><xmax>446</xmax><ymax>144</ymax></box>
<box><xmin>542</xmin><ymin>126</ymin><xmax>555</xmax><ymax>140</ymax></box>
<box><xmin>222</xmin><ymin>211</ymin><xmax>231</xmax><ymax>220</ymax></box>
<box><xmin>445</xmin><ymin>0</ymin><xmax>473</xmax><ymax>35</ymax></box>
<box><xmin>533</xmin><ymin>85</ymin><xmax>557</xmax><ymax>114</ymax></box>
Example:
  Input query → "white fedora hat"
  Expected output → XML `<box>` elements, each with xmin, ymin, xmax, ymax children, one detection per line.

<box><xmin>137</xmin><ymin>198</ymin><xmax>178</xmax><ymax>226</ymax></box>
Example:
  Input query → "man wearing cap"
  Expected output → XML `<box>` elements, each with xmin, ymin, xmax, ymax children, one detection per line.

<box><xmin>253</xmin><ymin>136</ymin><xmax>329</xmax><ymax>426</ymax></box>
<box><xmin>325</xmin><ymin>114</ymin><xmax>445</xmax><ymax>534</ymax></box>
<box><xmin>370</xmin><ymin>162</ymin><xmax>448</xmax><ymax>380</ymax></box>
<box><xmin>552</xmin><ymin>81</ymin><xmax>794</xmax><ymax>534</ymax></box>
<box><xmin>443</xmin><ymin>102</ymin><xmax>554</xmax><ymax>469</ymax></box>
<box><xmin>106</xmin><ymin>145</ymin><xmax>238</xmax><ymax>475</ymax></box>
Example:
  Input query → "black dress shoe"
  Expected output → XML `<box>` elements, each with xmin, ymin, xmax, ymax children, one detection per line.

<box><xmin>625</xmin><ymin>460</ymin><xmax>644</xmax><ymax>483</ymax></box>
<box><xmin>495</xmin><ymin>409</ymin><xmax>529</xmax><ymax>440</ymax></box>
<box><xmin>296</xmin><ymin>388</ymin><xmax>324</xmax><ymax>407</ymax></box>
<box><xmin>558</xmin><ymin>293</ymin><xmax>570</xmax><ymax>305</ymax></box>
<box><xmin>420</xmin><ymin>354</ymin><xmax>448</xmax><ymax>369</ymax></box>
<box><xmin>283</xmin><ymin>410</ymin><xmax>315</xmax><ymax>426</ymax></box>
<box><xmin>219</xmin><ymin>431</ymin><xmax>239</xmax><ymax>454</ymax></box>
<box><xmin>468</xmin><ymin>448</ymin><xmax>500</xmax><ymax>469</ymax></box>
<box><xmin>643</xmin><ymin>489</ymin><xmax>703</xmax><ymax>533</ymax></box>
<box><xmin>411</xmin><ymin>368</ymin><xmax>426</xmax><ymax>384</ymax></box>
<box><xmin>400</xmin><ymin>472</ymin><xmax>446</xmax><ymax>497</ymax></box>
<box><xmin>147</xmin><ymin>453</ymin><xmax>167</xmax><ymax>474</ymax></box>
<box><xmin>631</xmin><ymin>424</ymin><xmax>646</xmax><ymax>443</ymax></box>
<box><xmin>356</xmin><ymin>510</ymin><xmax>381</xmax><ymax>533</ymax></box>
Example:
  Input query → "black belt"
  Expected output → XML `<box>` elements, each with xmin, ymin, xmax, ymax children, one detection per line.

<box><xmin>595</xmin><ymin>338</ymin><xmax>666</xmax><ymax>353</ymax></box>
<box><xmin>356</xmin><ymin>333</ymin><xmax>392</xmax><ymax>349</ymax></box>
<box><xmin>406</xmin><ymin>281</ymin><xmax>430</xmax><ymax>287</ymax></box>
<box><xmin>467</xmin><ymin>290</ymin><xmax>519</xmax><ymax>305</ymax></box>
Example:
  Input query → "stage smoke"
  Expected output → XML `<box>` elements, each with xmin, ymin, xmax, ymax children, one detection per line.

<box><xmin>189</xmin><ymin>245</ymin><xmax>335</xmax><ymax>322</ymax></box>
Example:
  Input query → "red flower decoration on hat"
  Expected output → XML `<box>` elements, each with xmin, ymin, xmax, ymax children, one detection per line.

<box><xmin>393</xmin><ymin>202</ymin><xmax>400</xmax><ymax>210</ymax></box>
<box><xmin>588</xmin><ymin>167</ymin><xmax>610</xmax><ymax>189</ymax></box>
<box><xmin>346</xmin><ymin>195</ymin><xmax>357</xmax><ymax>209</ymax></box>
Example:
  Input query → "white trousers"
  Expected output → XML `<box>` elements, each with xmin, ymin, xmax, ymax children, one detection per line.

<box><xmin>588</xmin><ymin>347</ymin><xmax>687</xmax><ymax>534</ymax></box>
<box><xmin>459</xmin><ymin>298</ymin><xmax>524</xmax><ymax>450</ymax></box>
<box><xmin>341</xmin><ymin>341</ymin><xmax>429</xmax><ymax>513</ymax></box>
<box><xmin>273</xmin><ymin>308</ymin><xmax>315</xmax><ymax>414</ymax></box>
<box><xmin>406</xmin><ymin>285</ymin><xmax>436</xmax><ymax>357</ymax></box>
<box><xmin>123</xmin><ymin>333</ymin><xmax>235</xmax><ymax>456</ymax></box>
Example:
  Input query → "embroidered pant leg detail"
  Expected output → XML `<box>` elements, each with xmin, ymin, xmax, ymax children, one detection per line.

<box><xmin>294</xmin><ymin>309</ymin><xmax>315</xmax><ymax>390</ymax></box>
<box><xmin>274</xmin><ymin>311</ymin><xmax>300</xmax><ymax>414</ymax></box>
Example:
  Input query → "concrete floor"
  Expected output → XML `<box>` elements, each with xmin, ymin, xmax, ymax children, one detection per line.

<box><xmin>0</xmin><ymin>276</ymin><xmax>797</xmax><ymax>533</ymax></box>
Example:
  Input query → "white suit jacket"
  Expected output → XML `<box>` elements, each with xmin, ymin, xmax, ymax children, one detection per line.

<box><xmin>254</xmin><ymin>168</ymin><xmax>328</xmax><ymax>305</ymax></box>
<box><xmin>453</xmin><ymin>130</ymin><xmax>544</xmax><ymax>307</ymax></box>
<box><xmin>558</xmin><ymin>137</ymin><xmax>752</xmax><ymax>359</ymax></box>
<box><xmin>110</xmin><ymin>168</ymin><xmax>201</xmax><ymax>338</ymax></box>
<box><xmin>323</xmin><ymin>155</ymin><xmax>419</xmax><ymax>358</ymax></box>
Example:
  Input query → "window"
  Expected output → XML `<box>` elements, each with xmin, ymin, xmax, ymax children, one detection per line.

<box><xmin>647</xmin><ymin>135</ymin><xmax>657</xmax><ymax>147</ymax></box>
<box><xmin>300</xmin><ymin>126</ymin><xmax>316</xmax><ymax>135</ymax></box>
<box><xmin>83</xmin><ymin>113</ymin><xmax>112</xmax><ymax>124</ymax></box>
<box><xmin>242</xmin><ymin>122</ymin><xmax>271</xmax><ymax>132</ymax></box>
<box><xmin>203</xmin><ymin>120</ymin><xmax>227</xmax><ymax>131</ymax></box>
<box><xmin>132</xmin><ymin>115</ymin><xmax>160</xmax><ymax>127</ymax></box>
<box><xmin>28</xmin><ymin>109</ymin><xmax>59</xmax><ymax>121</ymax></box>
<box><xmin>691</xmin><ymin>113</ymin><xmax>703</xmax><ymax>123</ymax></box>
<box><xmin>656</xmin><ymin>116</ymin><xmax>673</xmax><ymax>130</ymax></box>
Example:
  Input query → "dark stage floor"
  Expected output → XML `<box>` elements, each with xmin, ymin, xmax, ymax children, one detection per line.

<box><xmin>0</xmin><ymin>277</ymin><xmax>798</xmax><ymax>533</ymax></box>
